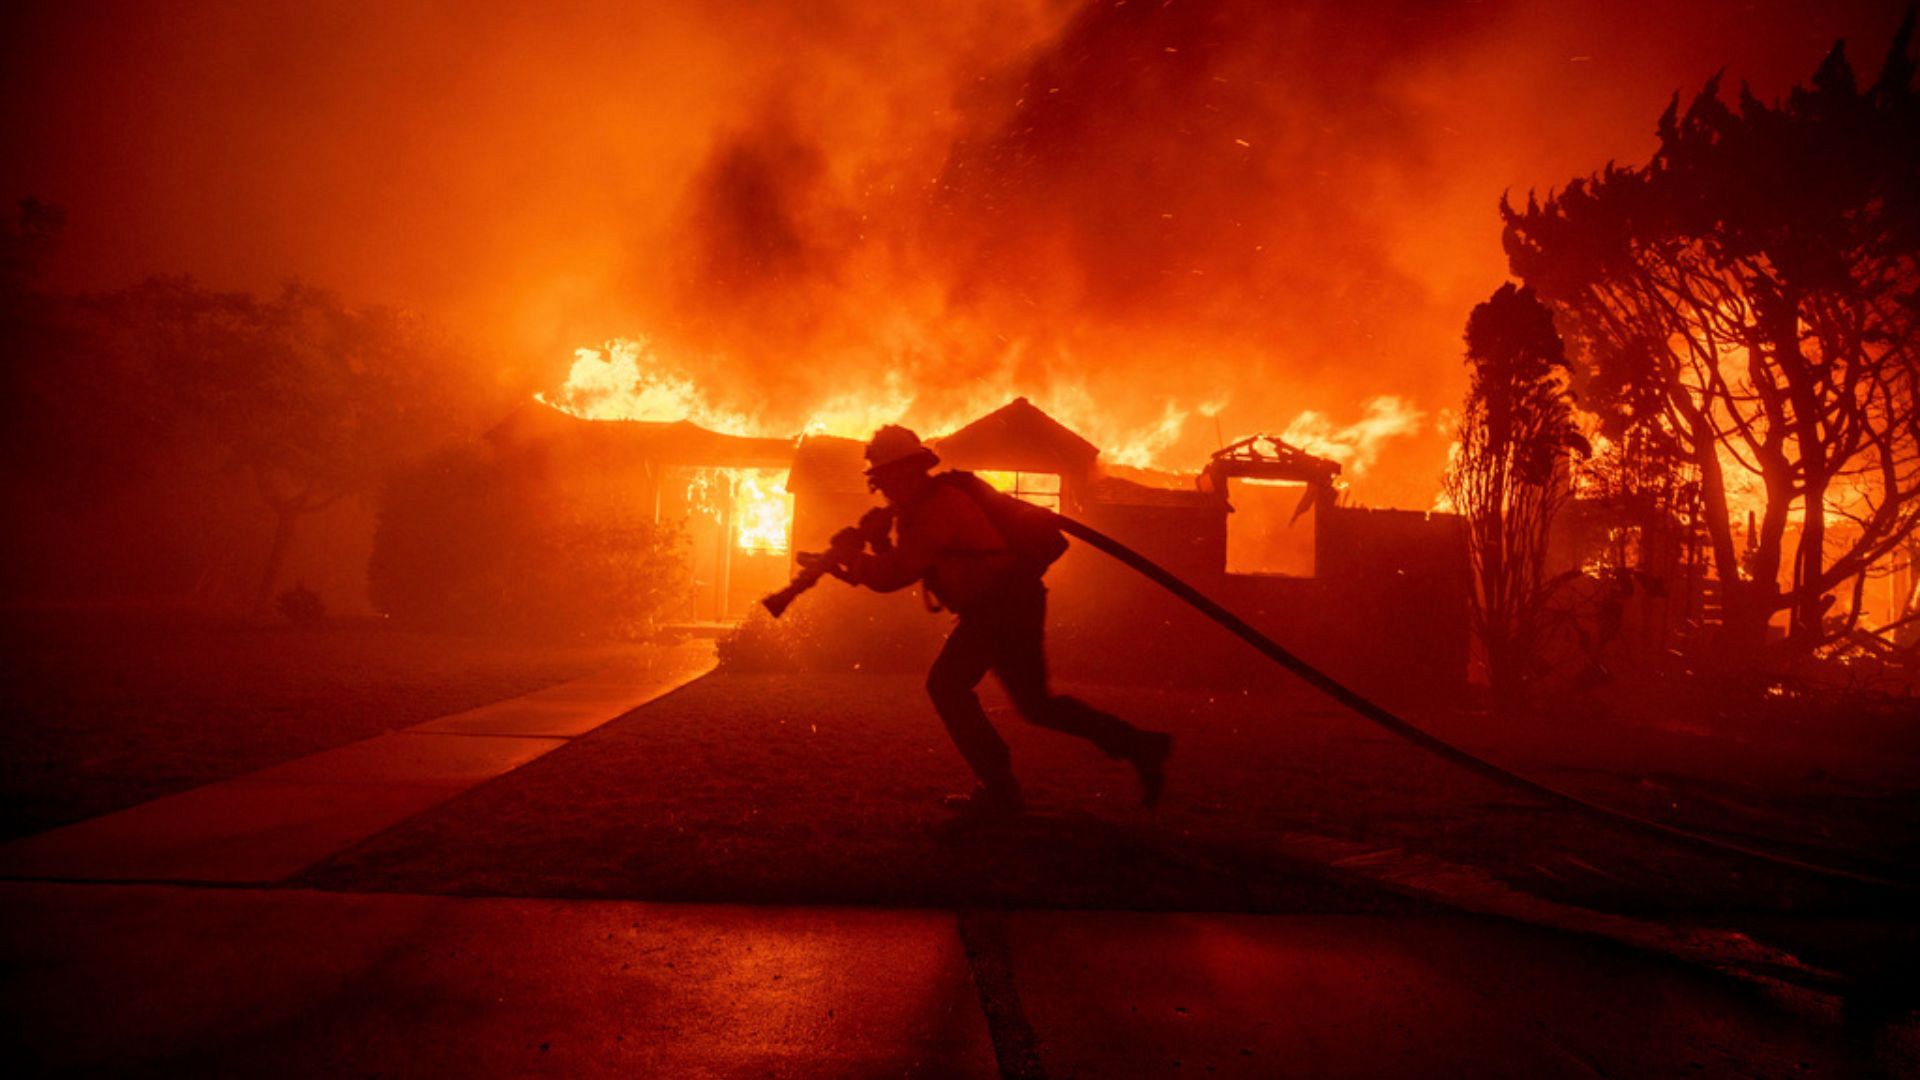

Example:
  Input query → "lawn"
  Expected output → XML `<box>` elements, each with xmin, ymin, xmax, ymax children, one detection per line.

<box><xmin>0</xmin><ymin>609</ymin><xmax>645</xmax><ymax>840</ymax></box>
<box><xmin>301</xmin><ymin>667</ymin><xmax>1919</xmax><ymax>921</ymax></box>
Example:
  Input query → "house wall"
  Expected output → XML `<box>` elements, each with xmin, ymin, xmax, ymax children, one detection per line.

<box><xmin>491</xmin><ymin>441</ymin><xmax>800</xmax><ymax>625</ymax></box>
<box><xmin>1050</xmin><ymin>502</ymin><xmax>1468</xmax><ymax>698</ymax></box>
<box><xmin>792</xmin><ymin>490</ymin><xmax>875</xmax><ymax>557</ymax></box>
<box><xmin>491</xmin><ymin>409</ymin><xmax>1469</xmax><ymax>688</ymax></box>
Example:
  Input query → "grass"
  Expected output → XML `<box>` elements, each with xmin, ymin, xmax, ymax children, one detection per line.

<box><xmin>0</xmin><ymin>609</ymin><xmax>643</xmax><ymax>840</ymax></box>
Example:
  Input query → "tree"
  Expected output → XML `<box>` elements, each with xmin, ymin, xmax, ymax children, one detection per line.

<box><xmin>1444</xmin><ymin>283</ymin><xmax>1584</xmax><ymax>710</ymax></box>
<box><xmin>90</xmin><ymin>278</ymin><xmax>469</xmax><ymax>614</ymax></box>
<box><xmin>2</xmin><ymin>205</ymin><xmax>496</xmax><ymax>610</ymax></box>
<box><xmin>232</xmin><ymin>284</ymin><xmax>470</xmax><ymax>614</ymax></box>
<box><xmin>1502</xmin><ymin>15</ymin><xmax>1920</xmax><ymax>659</ymax></box>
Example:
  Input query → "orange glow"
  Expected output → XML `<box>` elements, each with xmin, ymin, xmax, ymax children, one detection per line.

<box><xmin>679</xmin><ymin>466</ymin><xmax>794</xmax><ymax>554</ymax></box>
<box><xmin>537</xmin><ymin>338</ymin><xmax>1416</xmax><ymax>478</ymax></box>
<box><xmin>9</xmin><ymin>4</ymin><xmax>1893</xmax><ymax>514</ymax></box>
<box><xmin>976</xmin><ymin>470</ymin><xmax>1062</xmax><ymax>511</ymax></box>
<box><xmin>1277</xmin><ymin>397</ymin><xmax>1424</xmax><ymax>478</ymax></box>
<box><xmin>732</xmin><ymin>469</ymin><xmax>793</xmax><ymax>554</ymax></box>
<box><xmin>537</xmin><ymin>338</ymin><xmax>758</xmax><ymax>435</ymax></box>
<box><xmin>1225</xmin><ymin>479</ymin><xmax>1318</xmax><ymax>577</ymax></box>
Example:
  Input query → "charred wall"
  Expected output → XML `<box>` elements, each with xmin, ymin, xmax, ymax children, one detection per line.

<box><xmin>1054</xmin><ymin>501</ymin><xmax>1468</xmax><ymax>700</ymax></box>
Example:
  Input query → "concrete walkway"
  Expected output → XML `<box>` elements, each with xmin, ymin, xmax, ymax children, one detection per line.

<box><xmin>0</xmin><ymin>642</ymin><xmax>716</xmax><ymax>884</ymax></box>
<box><xmin>1</xmin><ymin>881</ymin><xmax>1877</xmax><ymax>1078</ymax></box>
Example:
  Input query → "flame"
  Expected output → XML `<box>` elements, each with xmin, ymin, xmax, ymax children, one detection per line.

<box><xmin>976</xmin><ymin>469</ymin><xmax>1062</xmax><ymax>509</ymax></box>
<box><xmin>802</xmin><ymin>373</ymin><xmax>918</xmax><ymax>439</ymax></box>
<box><xmin>1046</xmin><ymin>389</ymin><xmax>1229</xmax><ymax>470</ymax></box>
<box><xmin>536</xmin><ymin>337</ymin><xmax>759</xmax><ymax>435</ymax></box>
<box><xmin>537</xmin><ymin>337</ymin><xmax>1420</xmax><ymax>487</ymax></box>
<box><xmin>539</xmin><ymin>336</ymin><xmax>910</xmax><ymax>440</ymax></box>
<box><xmin>1278</xmin><ymin>396</ymin><xmax>1424</xmax><ymax>476</ymax></box>
<box><xmin>732</xmin><ymin>468</ymin><xmax>792</xmax><ymax>553</ymax></box>
<box><xmin>1687</xmin><ymin>325</ymin><xmax>1877</xmax><ymax>532</ymax></box>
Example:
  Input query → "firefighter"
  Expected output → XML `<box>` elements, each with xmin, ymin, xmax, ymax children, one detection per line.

<box><xmin>823</xmin><ymin>424</ymin><xmax>1173</xmax><ymax>820</ymax></box>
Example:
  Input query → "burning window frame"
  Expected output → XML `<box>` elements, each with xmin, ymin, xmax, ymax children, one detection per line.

<box><xmin>1202</xmin><ymin>434</ymin><xmax>1341</xmax><ymax>580</ymax></box>
<box><xmin>977</xmin><ymin>469</ymin><xmax>1064</xmax><ymax>513</ymax></box>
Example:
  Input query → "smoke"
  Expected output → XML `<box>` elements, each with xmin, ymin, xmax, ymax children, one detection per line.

<box><xmin>3</xmin><ymin>0</ymin><xmax>1906</xmax><ymax>505</ymax></box>
<box><xmin>621</xmin><ymin>1</ymin><xmax>1502</xmax><ymax>473</ymax></box>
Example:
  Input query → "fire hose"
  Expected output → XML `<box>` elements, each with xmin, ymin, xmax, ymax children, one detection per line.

<box><xmin>767</xmin><ymin>510</ymin><xmax>1915</xmax><ymax>894</ymax></box>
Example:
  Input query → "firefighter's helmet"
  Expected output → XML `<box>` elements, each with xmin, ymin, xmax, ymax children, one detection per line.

<box><xmin>863</xmin><ymin>425</ymin><xmax>939</xmax><ymax>476</ymax></box>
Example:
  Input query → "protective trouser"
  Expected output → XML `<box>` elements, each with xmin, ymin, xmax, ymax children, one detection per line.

<box><xmin>925</xmin><ymin>576</ymin><xmax>1143</xmax><ymax>788</ymax></box>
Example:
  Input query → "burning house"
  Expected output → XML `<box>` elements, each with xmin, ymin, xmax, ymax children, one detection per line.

<box><xmin>462</xmin><ymin>396</ymin><xmax>1467</xmax><ymax>691</ymax></box>
<box><xmin>482</xmin><ymin>402</ymin><xmax>798</xmax><ymax>625</ymax></box>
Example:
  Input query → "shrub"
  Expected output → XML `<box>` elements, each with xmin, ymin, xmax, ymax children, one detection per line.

<box><xmin>370</xmin><ymin>447</ymin><xmax>686</xmax><ymax>640</ymax></box>
<box><xmin>715</xmin><ymin>606</ymin><xmax>804</xmax><ymax>672</ymax></box>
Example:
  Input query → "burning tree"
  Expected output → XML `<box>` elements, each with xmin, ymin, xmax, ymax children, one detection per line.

<box><xmin>1502</xmin><ymin>17</ymin><xmax>1920</xmax><ymax>659</ymax></box>
<box><xmin>1444</xmin><ymin>284</ymin><xmax>1583</xmax><ymax>709</ymax></box>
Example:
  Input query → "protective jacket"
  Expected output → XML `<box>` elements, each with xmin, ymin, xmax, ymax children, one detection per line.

<box><xmin>848</xmin><ymin>476</ymin><xmax>1020</xmax><ymax>614</ymax></box>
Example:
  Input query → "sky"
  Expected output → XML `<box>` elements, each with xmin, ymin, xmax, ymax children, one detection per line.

<box><xmin>1</xmin><ymin>0</ymin><xmax>1909</xmax><ymax>506</ymax></box>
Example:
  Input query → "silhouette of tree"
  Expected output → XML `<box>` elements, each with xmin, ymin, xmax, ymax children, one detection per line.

<box><xmin>1503</xmin><ymin>14</ymin><xmax>1920</xmax><ymax>659</ymax></box>
<box><xmin>239</xmin><ymin>285</ymin><xmax>467</xmax><ymax>615</ymax></box>
<box><xmin>96</xmin><ymin>278</ymin><xmax>467</xmax><ymax>614</ymax></box>
<box><xmin>2</xmin><ymin>204</ymin><xmax>498</xmax><ymax>609</ymax></box>
<box><xmin>1444</xmin><ymin>283</ymin><xmax>1584</xmax><ymax>710</ymax></box>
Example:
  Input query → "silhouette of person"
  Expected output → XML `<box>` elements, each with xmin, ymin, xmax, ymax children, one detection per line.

<box><xmin>826</xmin><ymin>425</ymin><xmax>1173</xmax><ymax>820</ymax></box>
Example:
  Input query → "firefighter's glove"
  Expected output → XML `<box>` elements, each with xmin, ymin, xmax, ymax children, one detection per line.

<box><xmin>856</xmin><ymin>507</ymin><xmax>894</xmax><ymax>543</ymax></box>
<box><xmin>799</xmin><ymin>547</ymin><xmax>860</xmax><ymax>583</ymax></box>
<box><xmin>830</xmin><ymin>526</ymin><xmax>866</xmax><ymax>552</ymax></box>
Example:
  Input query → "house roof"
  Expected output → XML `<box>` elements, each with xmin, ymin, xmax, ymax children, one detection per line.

<box><xmin>787</xmin><ymin>434</ymin><xmax>869</xmax><ymax>495</ymax></box>
<box><xmin>486</xmin><ymin>401</ymin><xmax>796</xmax><ymax>469</ymax></box>
<box><xmin>1089</xmin><ymin>474</ymin><xmax>1216</xmax><ymax>509</ymax></box>
<box><xmin>931</xmin><ymin>397</ymin><xmax>1100</xmax><ymax>476</ymax></box>
<box><xmin>1201</xmin><ymin>434</ymin><xmax>1341</xmax><ymax>486</ymax></box>
<box><xmin>629</xmin><ymin>420</ymin><xmax>796</xmax><ymax>468</ymax></box>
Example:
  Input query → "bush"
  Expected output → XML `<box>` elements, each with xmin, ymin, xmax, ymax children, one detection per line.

<box><xmin>507</xmin><ymin>513</ymin><xmax>685</xmax><ymax>640</ymax></box>
<box><xmin>715</xmin><ymin>606</ymin><xmax>804</xmax><ymax>672</ymax></box>
<box><xmin>370</xmin><ymin>447</ymin><xmax>686</xmax><ymax>640</ymax></box>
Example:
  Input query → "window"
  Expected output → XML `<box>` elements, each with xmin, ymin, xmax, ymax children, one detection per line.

<box><xmin>1225</xmin><ymin>478</ymin><xmax>1316</xmax><ymax>577</ymax></box>
<box><xmin>977</xmin><ymin>470</ymin><xmax>1062</xmax><ymax>512</ymax></box>
<box><xmin>730</xmin><ymin>468</ymin><xmax>793</xmax><ymax>555</ymax></box>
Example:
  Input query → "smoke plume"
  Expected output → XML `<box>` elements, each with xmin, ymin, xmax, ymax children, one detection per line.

<box><xmin>2</xmin><ymin>0</ymin><xmax>1904</xmax><ymax>504</ymax></box>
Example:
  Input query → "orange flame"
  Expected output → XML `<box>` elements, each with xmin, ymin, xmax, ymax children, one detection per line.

<box><xmin>1278</xmin><ymin>396</ymin><xmax>1424</xmax><ymax>477</ymax></box>
<box><xmin>732</xmin><ymin>469</ymin><xmax>792</xmax><ymax>553</ymax></box>
<box><xmin>535</xmin><ymin>338</ymin><xmax>759</xmax><ymax>435</ymax></box>
<box><xmin>538</xmin><ymin>337</ymin><xmax>1420</xmax><ymax>483</ymax></box>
